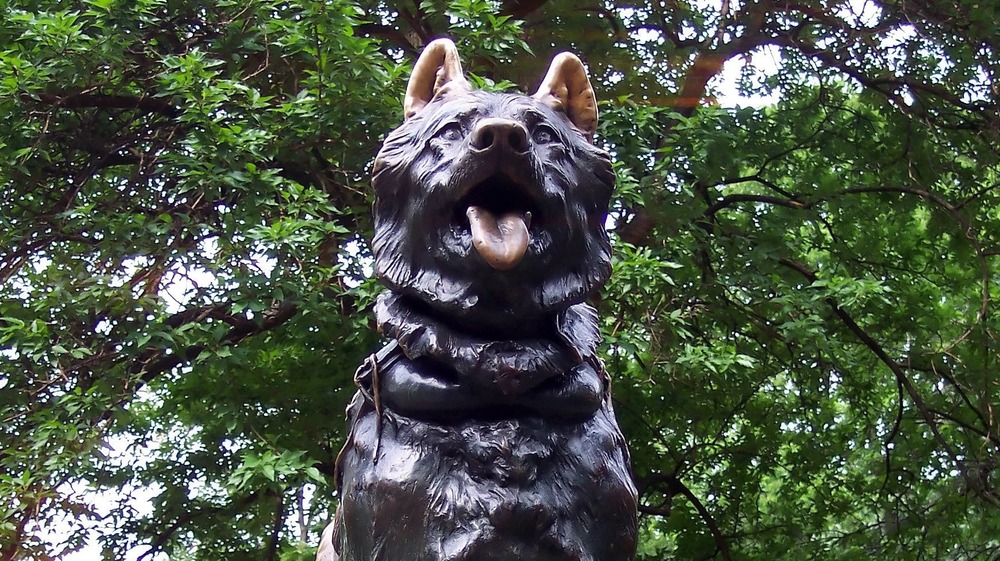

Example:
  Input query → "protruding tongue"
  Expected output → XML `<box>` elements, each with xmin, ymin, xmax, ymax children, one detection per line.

<box><xmin>466</xmin><ymin>206</ymin><xmax>531</xmax><ymax>270</ymax></box>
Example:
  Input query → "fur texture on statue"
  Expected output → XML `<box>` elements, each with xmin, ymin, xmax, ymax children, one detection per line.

<box><xmin>318</xmin><ymin>39</ymin><xmax>638</xmax><ymax>561</ymax></box>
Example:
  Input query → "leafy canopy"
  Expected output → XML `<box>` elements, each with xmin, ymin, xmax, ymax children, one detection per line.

<box><xmin>2</xmin><ymin>0</ymin><xmax>999</xmax><ymax>560</ymax></box>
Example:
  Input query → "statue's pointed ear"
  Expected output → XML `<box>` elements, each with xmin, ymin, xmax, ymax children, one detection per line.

<box><xmin>533</xmin><ymin>53</ymin><xmax>598</xmax><ymax>140</ymax></box>
<box><xmin>403</xmin><ymin>39</ymin><xmax>472</xmax><ymax>120</ymax></box>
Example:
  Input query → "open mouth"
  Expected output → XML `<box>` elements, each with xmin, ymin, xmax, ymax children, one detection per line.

<box><xmin>457</xmin><ymin>174</ymin><xmax>540</xmax><ymax>271</ymax></box>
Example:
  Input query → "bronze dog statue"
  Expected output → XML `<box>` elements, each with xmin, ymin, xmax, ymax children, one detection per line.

<box><xmin>318</xmin><ymin>39</ymin><xmax>637</xmax><ymax>561</ymax></box>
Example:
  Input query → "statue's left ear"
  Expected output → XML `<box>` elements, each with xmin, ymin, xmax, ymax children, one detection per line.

<box><xmin>533</xmin><ymin>53</ymin><xmax>598</xmax><ymax>141</ymax></box>
<box><xmin>404</xmin><ymin>39</ymin><xmax>471</xmax><ymax>120</ymax></box>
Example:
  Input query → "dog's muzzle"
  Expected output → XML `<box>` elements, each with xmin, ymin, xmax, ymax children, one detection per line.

<box><xmin>464</xmin><ymin>118</ymin><xmax>534</xmax><ymax>270</ymax></box>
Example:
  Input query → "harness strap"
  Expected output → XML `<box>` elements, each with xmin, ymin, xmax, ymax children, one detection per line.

<box><xmin>352</xmin><ymin>340</ymin><xmax>403</xmax><ymax>464</ymax></box>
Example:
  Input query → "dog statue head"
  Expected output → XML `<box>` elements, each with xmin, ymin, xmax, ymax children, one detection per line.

<box><xmin>371</xmin><ymin>40</ymin><xmax>614</xmax><ymax>332</ymax></box>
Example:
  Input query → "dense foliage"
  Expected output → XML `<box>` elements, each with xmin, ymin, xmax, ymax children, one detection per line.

<box><xmin>2</xmin><ymin>0</ymin><xmax>998</xmax><ymax>559</ymax></box>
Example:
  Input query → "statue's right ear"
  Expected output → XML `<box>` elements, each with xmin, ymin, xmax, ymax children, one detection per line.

<box><xmin>403</xmin><ymin>39</ymin><xmax>471</xmax><ymax>120</ymax></box>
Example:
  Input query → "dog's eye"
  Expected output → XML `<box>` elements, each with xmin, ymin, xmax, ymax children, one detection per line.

<box><xmin>437</xmin><ymin>124</ymin><xmax>463</xmax><ymax>142</ymax></box>
<box><xmin>532</xmin><ymin>125</ymin><xmax>557</xmax><ymax>145</ymax></box>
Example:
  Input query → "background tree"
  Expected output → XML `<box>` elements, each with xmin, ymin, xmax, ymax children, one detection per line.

<box><xmin>2</xmin><ymin>0</ymin><xmax>998</xmax><ymax>560</ymax></box>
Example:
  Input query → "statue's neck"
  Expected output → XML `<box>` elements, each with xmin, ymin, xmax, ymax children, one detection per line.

<box><xmin>374</xmin><ymin>291</ymin><xmax>601</xmax><ymax>385</ymax></box>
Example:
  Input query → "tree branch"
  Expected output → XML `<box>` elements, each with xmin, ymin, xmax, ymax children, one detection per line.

<box><xmin>704</xmin><ymin>193</ymin><xmax>809</xmax><ymax>215</ymax></box>
<box><xmin>21</xmin><ymin>93</ymin><xmax>180</xmax><ymax>118</ymax></box>
<box><xmin>138</xmin><ymin>492</ymin><xmax>267</xmax><ymax>561</ymax></box>
<box><xmin>130</xmin><ymin>299</ymin><xmax>298</xmax><ymax>383</ymax></box>
<box><xmin>264</xmin><ymin>493</ymin><xmax>285</xmax><ymax>561</ymax></box>
<box><xmin>670</xmin><ymin>0</ymin><xmax>778</xmax><ymax>116</ymax></box>
<box><xmin>776</xmin><ymin>257</ymin><xmax>993</xmax><ymax>504</ymax></box>
<box><xmin>500</xmin><ymin>0</ymin><xmax>550</xmax><ymax>18</ymax></box>
<box><xmin>676</xmin><ymin>477</ymin><xmax>733</xmax><ymax>561</ymax></box>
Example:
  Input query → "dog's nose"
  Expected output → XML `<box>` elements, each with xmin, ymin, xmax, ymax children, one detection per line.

<box><xmin>470</xmin><ymin>118</ymin><xmax>529</xmax><ymax>154</ymax></box>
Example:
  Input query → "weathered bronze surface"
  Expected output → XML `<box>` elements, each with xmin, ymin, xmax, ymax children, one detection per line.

<box><xmin>319</xmin><ymin>39</ymin><xmax>638</xmax><ymax>561</ymax></box>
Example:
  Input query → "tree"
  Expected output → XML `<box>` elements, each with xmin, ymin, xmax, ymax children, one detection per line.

<box><xmin>1</xmin><ymin>0</ymin><xmax>998</xmax><ymax>559</ymax></box>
